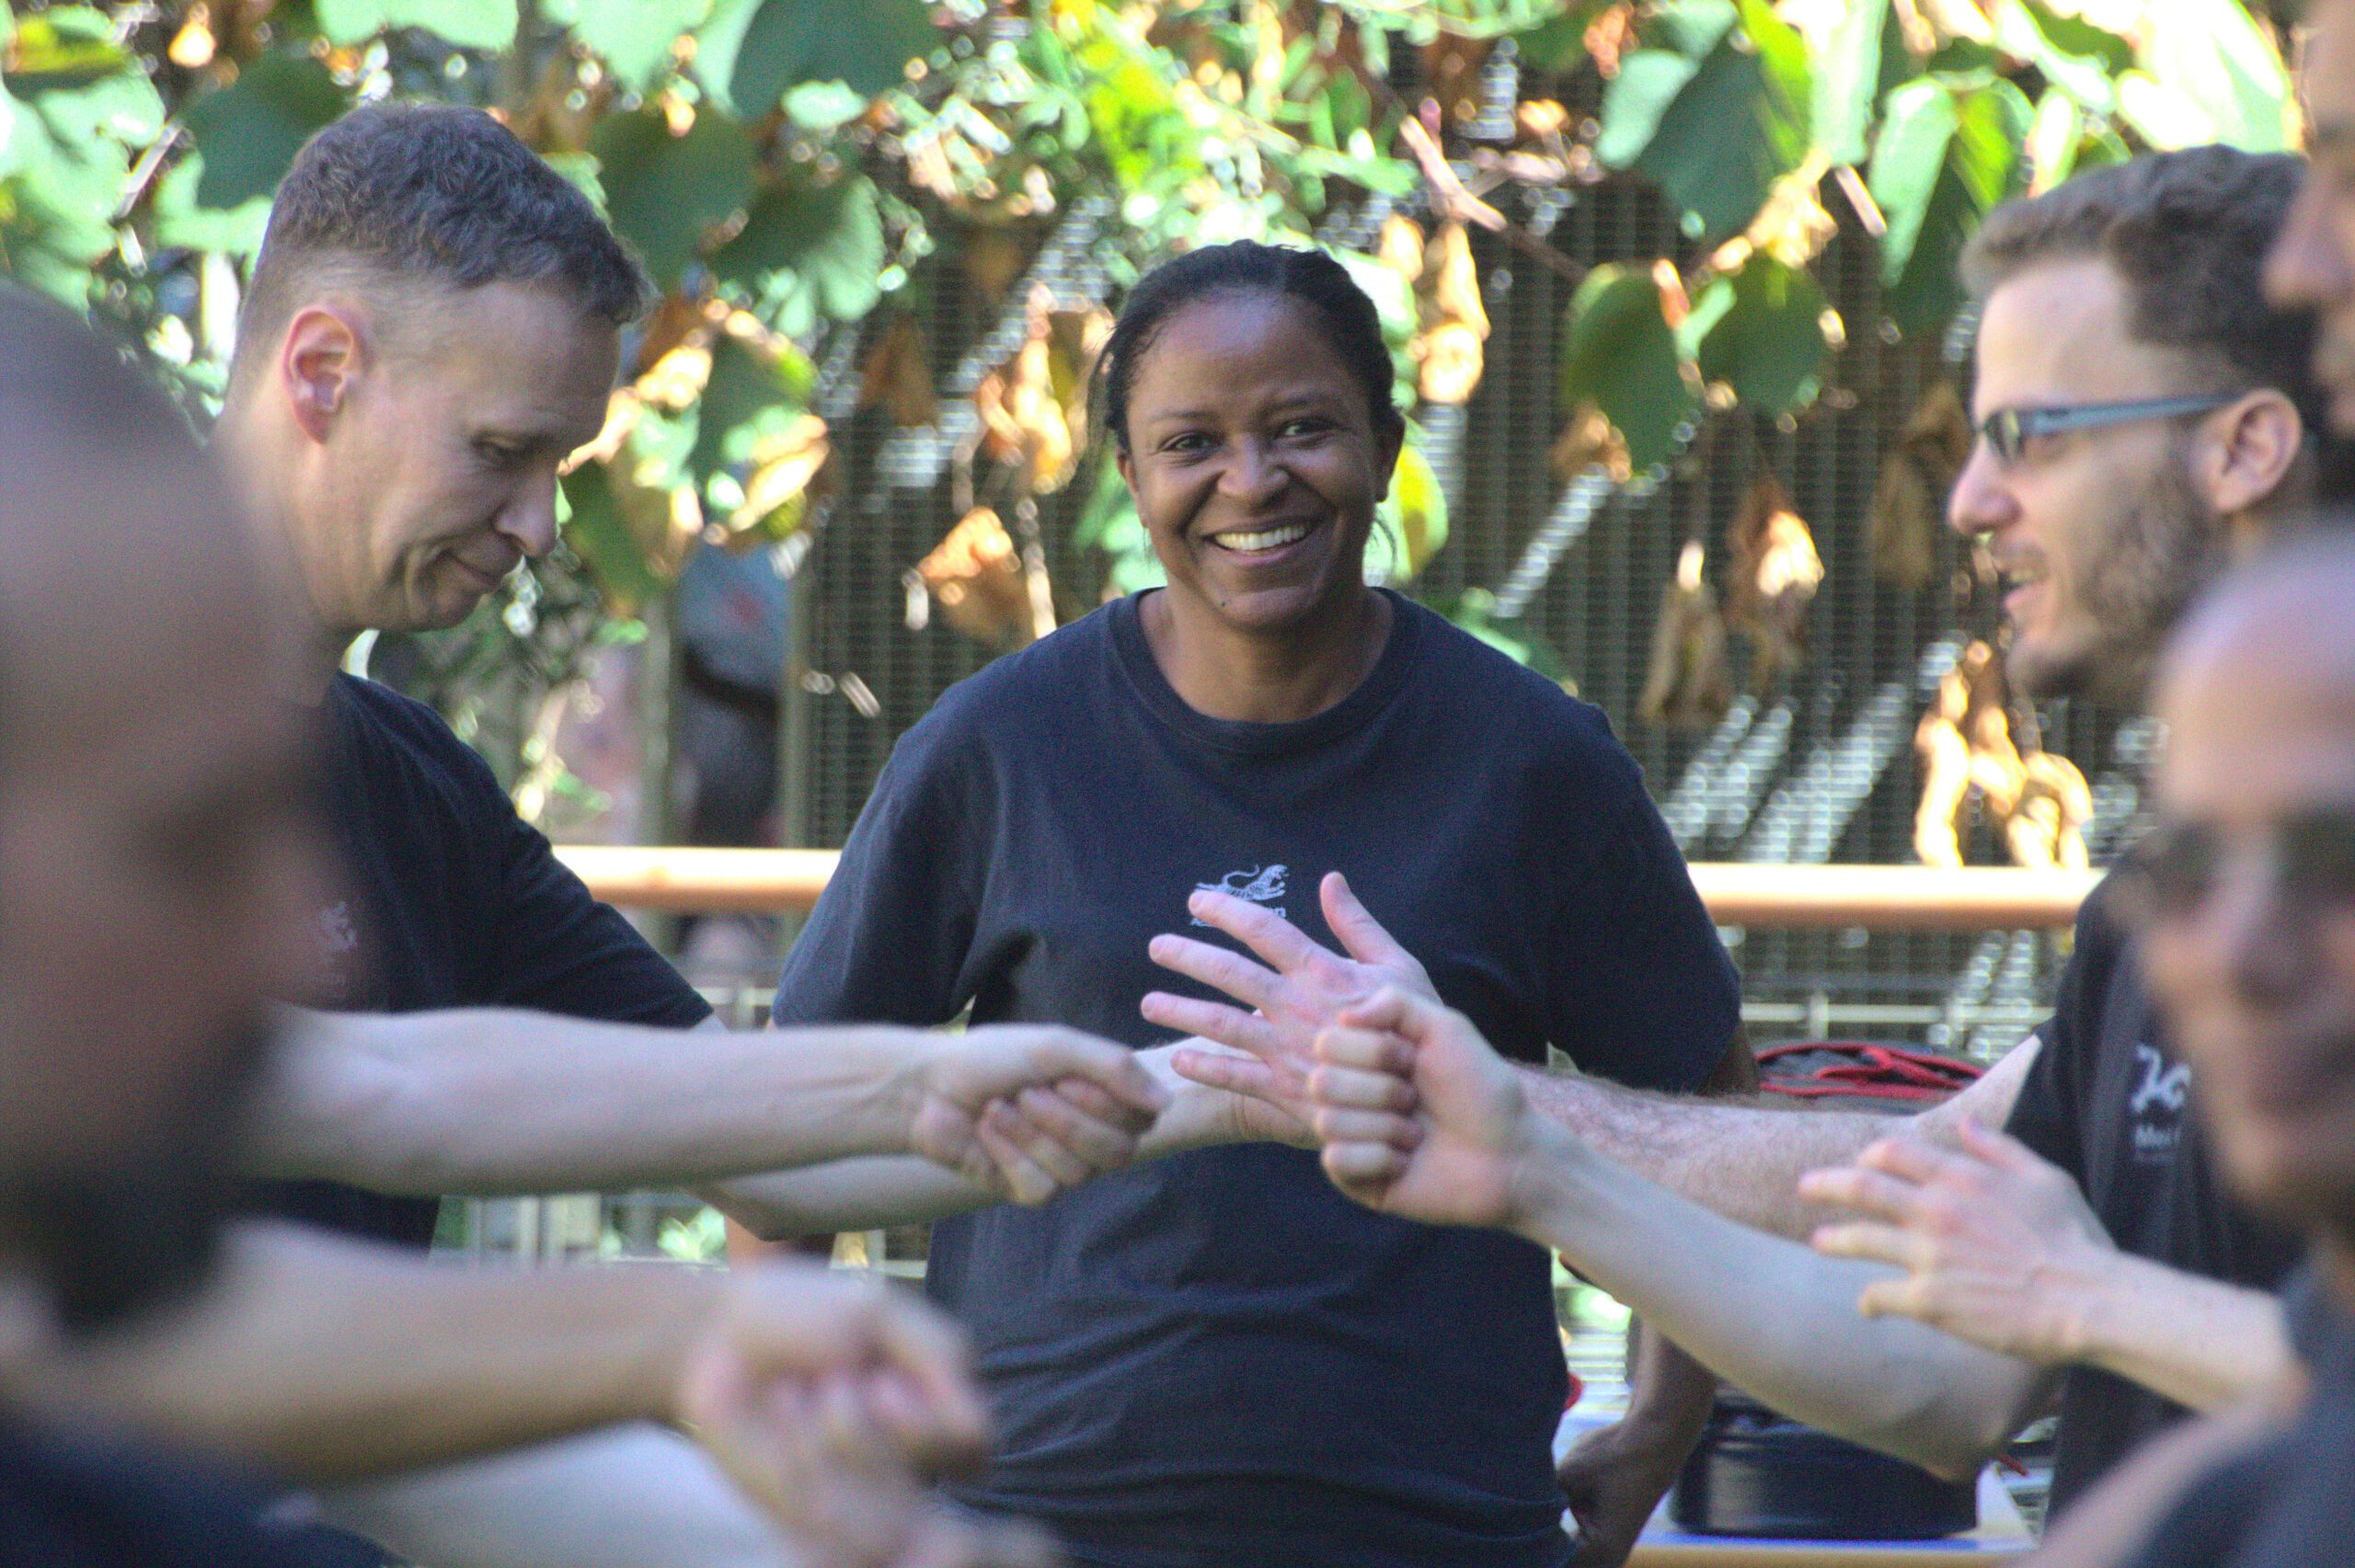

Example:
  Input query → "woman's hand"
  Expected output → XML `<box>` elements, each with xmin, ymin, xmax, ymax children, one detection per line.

<box><xmin>1140</xmin><ymin>872</ymin><xmax>1436</xmax><ymax>1130</ymax></box>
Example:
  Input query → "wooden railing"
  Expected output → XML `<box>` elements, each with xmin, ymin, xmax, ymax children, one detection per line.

<box><xmin>555</xmin><ymin>846</ymin><xmax>2098</xmax><ymax>933</ymax></box>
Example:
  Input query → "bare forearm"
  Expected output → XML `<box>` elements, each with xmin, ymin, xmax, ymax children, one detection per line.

<box><xmin>320</xmin><ymin>1425</ymin><xmax>803</xmax><ymax>1568</ymax></box>
<box><xmin>252</xmin><ymin>1010</ymin><xmax>940</xmax><ymax>1196</ymax></box>
<box><xmin>26</xmin><ymin>1223</ymin><xmax>718</xmax><ymax>1479</ymax></box>
<box><xmin>2070</xmin><ymin>1253</ymin><xmax>2289</xmax><ymax>1413</ymax></box>
<box><xmin>1514</xmin><ymin>1122</ymin><xmax>2050</xmax><ymax>1477</ymax></box>
<box><xmin>707</xmin><ymin>1156</ymin><xmax>999</xmax><ymax>1240</ymax></box>
<box><xmin>1512</xmin><ymin>1037</ymin><xmax>2037</xmax><ymax>1239</ymax></box>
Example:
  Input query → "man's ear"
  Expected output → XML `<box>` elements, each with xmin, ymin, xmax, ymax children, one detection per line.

<box><xmin>2200</xmin><ymin>387</ymin><xmax>2303</xmax><ymax>516</ymax></box>
<box><xmin>278</xmin><ymin>304</ymin><xmax>369</xmax><ymax>444</ymax></box>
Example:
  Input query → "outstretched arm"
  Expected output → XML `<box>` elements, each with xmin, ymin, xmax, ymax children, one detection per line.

<box><xmin>1148</xmin><ymin>872</ymin><xmax>2033</xmax><ymax>1239</ymax></box>
<box><xmin>711</xmin><ymin>1043</ymin><xmax>1297</xmax><ymax>1239</ymax></box>
<box><xmin>24</xmin><ymin>1222</ymin><xmax>1047</xmax><ymax>1567</ymax></box>
<box><xmin>1307</xmin><ymin>990</ymin><xmax>2054</xmax><ymax>1480</ymax></box>
<box><xmin>248</xmin><ymin>1009</ymin><xmax>1165</xmax><ymax>1207</ymax></box>
<box><xmin>1802</xmin><ymin>1118</ymin><xmax>2289</xmax><ymax>1413</ymax></box>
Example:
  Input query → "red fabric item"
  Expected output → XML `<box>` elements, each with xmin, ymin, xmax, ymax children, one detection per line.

<box><xmin>1753</xmin><ymin>1041</ymin><xmax>1982</xmax><ymax>1104</ymax></box>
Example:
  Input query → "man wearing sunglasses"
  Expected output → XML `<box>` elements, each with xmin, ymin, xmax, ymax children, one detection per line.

<box><xmin>1148</xmin><ymin>143</ymin><xmax>2332</xmax><ymax>1524</ymax></box>
<box><xmin>2019</xmin><ymin>540</ymin><xmax>2355</xmax><ymax>1568</ymax></box>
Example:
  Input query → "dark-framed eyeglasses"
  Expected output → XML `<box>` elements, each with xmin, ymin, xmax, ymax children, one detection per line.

<box><xmin>1976</xmin><ymin>393</ymin><xmax>2242</xmax><ymax>466</ymax></box>
<box><xmin>2108</xmin><ymin>808</ymin><xmax>2355</xmax><ymax>930</ymax></box>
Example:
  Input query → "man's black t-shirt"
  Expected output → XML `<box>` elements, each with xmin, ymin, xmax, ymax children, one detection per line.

<box><xmin>773</xmin><ymin>591</ymin><xmax>1743</xmax><ymax>1568</ymax></box>
<box><xmin>0</xmin><ymin>1417</ymin><xmax>350</xmax><ymax>1568</ymax></box>
<box><xmin>2004</xmin><ymin>881</ymin><xmax>2303</xmax><ymax>1514</ymax></box>
<box><xmin>2119</xmin><ymin>1265</ymin><xmax>2355</xmax><ymax>1568</ymax></box>
<box><xmin>249</xmin><ymin>674</ymin><xmax>712</xmax><ymax>1246</ymax></box>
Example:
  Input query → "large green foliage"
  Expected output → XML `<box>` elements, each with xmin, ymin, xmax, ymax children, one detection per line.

<box><xmin>0</xmin><ymin>0</ymin><xmax>2296</xmax><ymax>700</ymax></box>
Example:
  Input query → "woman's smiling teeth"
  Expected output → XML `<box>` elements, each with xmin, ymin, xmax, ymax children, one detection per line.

<box><xmin>1212</xmin><ymin>521</ymin><xmax>1311</xmax><ymax>555</ymax></box>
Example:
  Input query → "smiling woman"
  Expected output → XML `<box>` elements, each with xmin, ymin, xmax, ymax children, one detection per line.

<box><xmin>765</xmin><ymin>240</ymin><xmax>1748</xmax><ymax>1568</ymax></box>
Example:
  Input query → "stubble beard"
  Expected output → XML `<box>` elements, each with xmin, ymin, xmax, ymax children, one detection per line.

<box><xmin>2009</xmin><ymin>450</ymin><xmax>2228</xmax><ymax>711</ymax></box>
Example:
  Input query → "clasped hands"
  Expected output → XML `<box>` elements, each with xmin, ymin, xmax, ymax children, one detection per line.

<box><xmin>1139</xmin><ymin>872</ymin><xmax>2121</xmax><ymax>1371</ymax></box>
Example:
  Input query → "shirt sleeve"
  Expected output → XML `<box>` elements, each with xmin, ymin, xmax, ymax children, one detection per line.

<box><xmin>2003</xmin><ymin>891</ymin><xmax>2120</xmax><ymax>1174</ymax></box>
<box><xmin>769</xmin><ymin>718</ymin><xmax>987</xmax><ymax>1028</ymax></box>
<box><xmin>1544</xmin><ymin>784</ymin><xmax>1743</xmax><ymax>1093</ymax></box>
<box><xmin>484</xmin><ymin>795</ymin><xmax>713</xmax><ymax>1028</ymax></box>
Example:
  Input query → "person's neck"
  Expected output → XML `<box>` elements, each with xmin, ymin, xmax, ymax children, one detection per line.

<box><xmin>1142</xmin><ymin>586</ymin><xmax>1392</xmax><ymax>724</ymax></box>
<box><xmin>214</xmin><ymin>398</ymin><xmax>345</xmax><ymax>705</ymax></box>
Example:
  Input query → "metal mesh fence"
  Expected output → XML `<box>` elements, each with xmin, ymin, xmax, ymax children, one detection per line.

<box><xmin>778</xmin><ymin>180</ymin><xmax>2145</xmax><ymax>1059</ymax></box>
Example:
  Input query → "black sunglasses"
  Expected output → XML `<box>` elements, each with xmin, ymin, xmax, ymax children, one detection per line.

<box><xmin>2109</xmin><ymin>809</ymin><xmax>2355</xmax><ymax>928</ymax></box>
<box><xmin>1976</xmin><ymin>393</ymin><xmax>2241</xmax><ymax>465</ymax></box>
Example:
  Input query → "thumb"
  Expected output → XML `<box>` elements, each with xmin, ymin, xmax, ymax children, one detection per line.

<box><xmin>1323</xmin><ymin>872</ymin><xmax>1414</xmax><ymax>967</ymax></box>
<box><xmin>1958</xmin><ymin>1114</ymin><xmax>2040</xmax><ymax>1173</ymax></box>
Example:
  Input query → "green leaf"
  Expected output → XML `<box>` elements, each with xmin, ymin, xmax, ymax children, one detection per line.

<box><xmin>1882</xmin><ymin>162</ymin><xmax>1976</xmax><ymax>333</ymax></box>
<box><xmin>557</xmin><ymin>463</ymin><xmax>664</xmax><ymax>615</ymax></box>
<box><xmin>783</xmin><ymin>79</ymin><xmax>867</xmax><ymax>130</ymax></box>
<box><xmin>1595</xmin><ymin>51</ymin><xmax>1703</xmax><ymax>170</ymax></box>
<box><xmin>151</xmin><ymin>154</ymin><xmax>272</xmax><ymax>253</ymax></box>
<box><xmin>1430</xmin><ymin>588</ymin><xmax>1567</xmax><ymax>681</ymax></box>
<box><xmin>1867</xmin><ymin>77</ymin><xmax>1959</xmax><ymax>285</ymax></box>
<box><xmin>698</xmin><ymin>0</ymin><xmax>929</xmax><ymax>115</ymax></box>
<box><xmin>1511</xmin><ymin>2</ymin><xmax>1615</xmax><ymax>73</ymax></box>
<box><xmin>588</xmin><ymin>105</ymin><xmax>753</xmax><ymax>286</ymax></box>
<box><xmin>1810</xmin><ymin>0</ymin><xmax>1886</xmax><ymax>166</ymax></box>
<box><xmin>2131</xmin><ymin>0</ymin><xmax>2291</xmax><ymax>153</ymax></box>
<box><xmin>180</xmin><ymin>52</ymin><xmax>346</xmax><ymax>210</ymax></box>
<box><xmin>1693</xmin><ymin>258</ymin><xmax>1830</xmax><ymax>416</ymax></box>
<box><xmin>1558</xmin><ymin>263</ymin><xmax>1698</xmax><ymax>471</ymax></box>
<box><xmin>2026</xmin><ymin>87</ymin><xmax>2081</xmax><ymax>191</ymax></box>
<box><xmin>1648</xmin><ymin>0</ymin><xmax>1740</xmax><ymax>59</ymax></box>
<box><xmin>1375</xmin><ymin>426</ymin><xmax>1448</xmax><ymax>581</ymax></box>
<box><xmin>4</xmin><ymin>6</ymin><xmax>129</xmax><ymax>77</ymax></box>
<box><xmin>567</xmin><ymin>0</ymin><xmax>702</xmax><ymax>93</ymax></box>
<box><xmin>1074</xmin><ymin>450</ymin><xmax>1163</xmax><ymax>593</ymax></box>
<box><xmin>1616</xmin><ymin>13</ymin><xmax>1810</xmax><ymax>240</ymax></box>
<box><xmin>1993</xmin><ymin>0</ymin><xmax>2123</xmax><ymax>115</ymax></box>
<box><xmin>686</xmin><ymin>333</ymin><xmax>807</xmax><ymax>486</ymax></box>
<box><xmin>315</xmin><ymin>0</ymin><xmax>518</xmax><ymax>52</ymax></box>
<box><xmin>1949</xmin><ymin>77</ymin><xmax>2031</xmax><ymax>210</ymax></box>
<box><xmin>712</xmin><ymin>170</ymin><xmax>884</xmax><ymax>338</ymax></box>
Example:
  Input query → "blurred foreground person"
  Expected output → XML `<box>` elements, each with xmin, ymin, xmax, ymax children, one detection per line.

<box><xmin>0</xmin><ymin>286</ymin><xmax>1059</xmax><ymax>1568</ymax></box>
<box><xmin>1990</xmin><ymin>539</ymin><xmax>2355</xmax><ymax>1567</ymax></box>
<box><xmin>1156</xmin><ymin>145</ymin><xmax>2326</xmax><ymax>1511</ymax></box>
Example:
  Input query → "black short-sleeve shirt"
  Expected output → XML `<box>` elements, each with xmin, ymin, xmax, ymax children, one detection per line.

<box><xmin>2116</xmin><ymin>1264</ymin><xmax>2355</xmax><ymax>1568</ymax></box>
<box><xmin>2004</xmin><ymin>880</ymin><xmax>2303</xmax><ymax>1514</ymax></box>
<box><xmin>248</xmin><ymin>674</ymin><xmax>712</xmax><ymax>1246</ymax></box>
<box><xmin>773</xmin><ymin>591</ymin><xmax>1743</xmax><ymax>1568</ymax></box>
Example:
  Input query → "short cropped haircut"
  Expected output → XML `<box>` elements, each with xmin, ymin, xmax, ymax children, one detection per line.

<box><xmin>1962</xmin><ymin>147</ymin><xmax>2326</xmax><ymax>449</ymax></box>
<box><xmin>227</xmin><ymin>103</ymin><xmax>650</xmax><ymax>399</ymax></box>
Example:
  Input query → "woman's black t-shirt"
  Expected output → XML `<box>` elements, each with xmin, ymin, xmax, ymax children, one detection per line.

<box><xmin>773</xmin><ymin>590</ymin><xmax>1742</xmax><ymax>1568</ymax></box>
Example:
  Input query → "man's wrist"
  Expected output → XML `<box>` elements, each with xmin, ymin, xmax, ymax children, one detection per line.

<box><xmin>1504</xmin><ymin>1114</ymin><xmax>1585</xmax><ymax>1245</ymax></box>
<box><xmin>2043</xmin><ymin>1241</ymin><xmax>2134</xmax><ymax>1368</ymax></box>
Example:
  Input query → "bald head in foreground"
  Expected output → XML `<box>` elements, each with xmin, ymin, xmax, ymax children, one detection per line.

<box><xmin>2026</xmin><ymin>534</ymin><xmax>2355</xmax><ymax>1568</ymax></box>
<box><xmin>0</xmin><ymin>286</ymin><xmax>1074</xmax><ymax>1568</ymax></box>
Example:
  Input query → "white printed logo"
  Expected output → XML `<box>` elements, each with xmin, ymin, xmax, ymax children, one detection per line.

<box><xmin>1192</xmin><ymin>864</ymin><xmax>1288</xmax><ymax>925</ymax></box>
<box><xmin>2128</xmin><ymin>1043</ymin><xmax>2191</xmax><ymax>1163</ymax></box>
